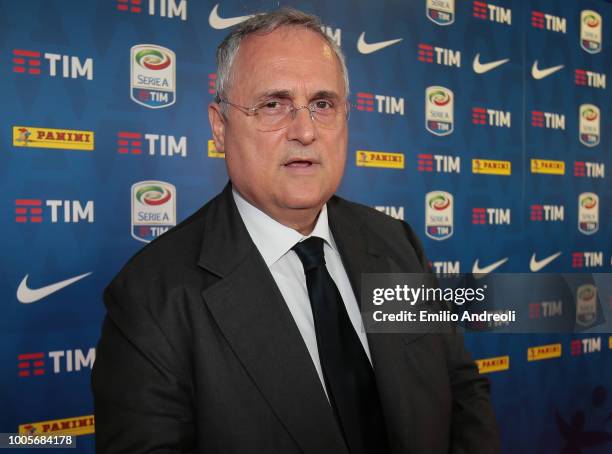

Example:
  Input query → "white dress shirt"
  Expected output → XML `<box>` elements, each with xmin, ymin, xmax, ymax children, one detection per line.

<box><xmin>232</xmin><ymin>189</ymin><xmax>372</xmax><ymax>396</ymax></box>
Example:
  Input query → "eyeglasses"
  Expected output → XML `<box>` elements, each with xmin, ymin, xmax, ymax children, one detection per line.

<box><xmin>216</xmin><ymin>97</ymin><xmax>350</xmax><ymax>132</ymax></box>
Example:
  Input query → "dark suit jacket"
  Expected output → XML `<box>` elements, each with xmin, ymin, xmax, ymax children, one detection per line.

<box><xmin>92</xmin><ymin>183</ymin><xmax>500</xmax><ymax>454</ymax></box>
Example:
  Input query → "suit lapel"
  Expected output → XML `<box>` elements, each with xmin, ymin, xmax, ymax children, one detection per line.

<box><xmin>327</xmin><ymin>198</ymin><xmax>423</xmax><ymax>452</ymax></box>
<box><xmin>197</xmin><ymin>185</ymin><xmax>348</xmax><ymax>454</ymax></box>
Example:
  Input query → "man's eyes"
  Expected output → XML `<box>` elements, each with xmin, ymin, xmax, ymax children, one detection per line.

<box><xmin>313</xmin><ymin>100</ymin><xmax>334</xmax><ymax>110</ymax></box>
<box><xmin>257</xmin><ymin>100</ymin><xmax>288</xmax><ymax>111</ymax></box>
<box><xmin>255</xmin><ymin>99</ymin><xmax>335</xmax><ymax>111</ymax></box>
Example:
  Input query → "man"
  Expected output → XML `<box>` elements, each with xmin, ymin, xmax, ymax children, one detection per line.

<box><xmin>92</xmin><ymin>8</ymin><xmax>500</xmax><ymax>454</ymax></box>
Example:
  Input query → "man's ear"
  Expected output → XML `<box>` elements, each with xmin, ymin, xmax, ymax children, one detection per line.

<box><xmin>208</xmin><ymin>102</ymin><xmax>226</xmax><ymax>153</ymax></box>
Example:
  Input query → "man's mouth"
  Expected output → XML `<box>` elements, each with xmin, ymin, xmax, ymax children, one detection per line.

<box><xmin>284</xmin><ymin>158</ymin><xmax>317</xmax><ymax>168</ymax></box>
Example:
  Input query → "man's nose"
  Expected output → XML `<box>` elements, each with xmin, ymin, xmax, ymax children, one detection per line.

<box><xmin>285</xmin><ymin>106</ymin><xmax>316</xmax><ymax>145</ymax></box>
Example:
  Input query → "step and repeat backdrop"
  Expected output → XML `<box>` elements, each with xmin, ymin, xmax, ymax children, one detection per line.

<box><xmin>1</xmin><ymin>0</ymin><xmax>611</xmax><ymax>452</ymax></box>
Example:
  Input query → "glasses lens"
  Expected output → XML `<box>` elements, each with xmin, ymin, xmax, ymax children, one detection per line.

<box><xmin>254</xmin><ymin>100</ymin><xmax>349</xmax><ymax>132</ymax></box>
<box><xmin>255</xmin><ymin>100</ymin><xmax>292</xmax><ymax>132</ymax></box>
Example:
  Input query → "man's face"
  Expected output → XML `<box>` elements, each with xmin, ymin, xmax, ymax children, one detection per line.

<box><xmin>209</xmin><ymin>26</ymin><xmax>348</xmax><ymax>223</ymax></box>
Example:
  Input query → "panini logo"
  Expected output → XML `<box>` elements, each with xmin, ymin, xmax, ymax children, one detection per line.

<box><xmin>19</xmin><ymin>415</ymin><xmax>94</xmax><ymax>437</ymax></box>
<box><xmin>208</xmin><ymin>140</ymin><xmax>224</xmax><ymax>158</ymax></box>
<box><xmin>13</xmin><ymin>127</ymin><xmax>94</xmax><ymax>151</ymax></box>
<box><xmin>609</xmin><ymin>336</ymin><xmax>612</xmax><ymax>350</ymax></box>
<box><xmin>356</xmin><ymin>151</ymin><xmax>404</xmax><ymax>169</ymax></box>
<box><xmin>472</xmin><ymin>159</ymin><xmax>511</xmax><ymax>175</ymax></box>
<box><xmin>476</xmin><ymin>355</ymin><xmax>509</xmax><ymax>373</ymax></box>
<box><xmin>530</xmin><ymin>159</ymin><xmax>565</xmax><ymax>175</ymax></box>
<box><xmin>527</xmin><ymin>343</ymin><xmax>561</xmax><ymax>362</ymax></box>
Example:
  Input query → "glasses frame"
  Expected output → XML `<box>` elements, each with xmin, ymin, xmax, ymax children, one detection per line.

<box><xmin>215</xmin><ymin>96</ymin><xmax>351</xmax><ymax>132</ymax></box>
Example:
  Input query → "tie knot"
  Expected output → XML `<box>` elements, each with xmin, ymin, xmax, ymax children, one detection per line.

<box><xmin>292</xmin><ymin>237</ymin><xmax>325</xmax><ymax>271</ymax></box>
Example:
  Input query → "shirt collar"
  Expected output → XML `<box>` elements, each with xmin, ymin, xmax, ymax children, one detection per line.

<box><xmin>232</xmin><ymin>188</ymin><xmax>337</xmax><ymax>267</ymax></box>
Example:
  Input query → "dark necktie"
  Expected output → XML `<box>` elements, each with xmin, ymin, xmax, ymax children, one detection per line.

<box><xmin>292</xmin><ymin>237</ymin><xmax>389</xmax><ymax>454</ymax></box>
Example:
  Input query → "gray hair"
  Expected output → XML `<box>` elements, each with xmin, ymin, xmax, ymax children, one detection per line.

<box><xmin>214</xmin><ymin>7</ymin><xmax>349</xmax><ymax>106</ymax></box>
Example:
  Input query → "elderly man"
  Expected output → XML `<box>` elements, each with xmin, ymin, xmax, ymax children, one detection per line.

<box><xmin>92</xmin><ymin>8</ymin><xmax>500</xmax><ymax>454</ymax></box>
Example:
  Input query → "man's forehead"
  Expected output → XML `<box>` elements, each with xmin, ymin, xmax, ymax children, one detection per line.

<box><xmin>230</xmin><ymin>26</ymin><xmax>344</xmax><ymax>97</ymax></box>
<box><xmin>241</xmin><ymin>25</ymin><xmax>332</xmax><ymax>54</ymax></box>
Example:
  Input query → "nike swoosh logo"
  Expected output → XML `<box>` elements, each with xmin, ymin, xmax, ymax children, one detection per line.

<box><xmin>472</xmin><ymin>53</ymin><xmax>510</xmax><ymax>74</ymax></box>
<box><xmin>472</xmin><ymin>258</ymin><xmax>508</xmax><ymax>276</ymax></box>
<box><xmin>208</xmin><ymin>4</ymin><xmax>253</xmax><ymax>30</ymax></box>
<box><xmin>529</xmin><ymin>252</ymin><xmax>561</xmax><ymax>272</ymax></box>
<box><xmin>531</xmin><ymin>60</ymin><xmax>564</xmax><ymax>80</ymax></box>
<box><xmin>357</xmin><ymin>32</ymin><xmax>402</xmax><ymax>54</ymax></box>
<box><xmin>17</xmin><ymin>272</ymin><xmax>92</xmax><ymax>304</ymax></box>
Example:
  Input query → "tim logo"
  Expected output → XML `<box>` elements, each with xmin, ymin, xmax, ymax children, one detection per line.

<box><xmin>18</xmin><ymin>348</ymin><xmax>95</xmax><ymax>377</ymax></box>
<box><xmin>575</xmin><ymin>69</ymin><xmax>606</xmax><ymax>89</ymax></box>
<box><xmin>116</xmin><ymin>0</ymin><xmax>188</xmax><ymax>20</ymax></box>
<box><xmin>322</xmin><ymin>25</ymin><xmax>342</xmax><ymax>47</ymax></box>
<box><xmin>356</xmin><ymin>92</ymin><xmax>404</xmax><ymax>115</ymax></box>
<box><xmin>12</xmin><ymin>49</ymin><xmax>93</xmax><ymax>79</ymax></box>
<box><xmin>430</xmin><ymin>260</ymin><xmax>460</xmax><ymax>274</ymax></box>
<box><xmin>131</xmin><ymin>181</ymin><xmax>177</xmax><ymax>242</ymax></box>
<box><xmin>425</xmin><ymin>191</ymin><xmax>453</xmax><ymax>240</ymax></box>
<box><xmin>131</xmin><ymin>44</ymin><xmax>176</xmax><ymax>109</ymax></box>
<box><xmin>425</xmin><ymin>86</ymin><xmax>453</xmax><ymax>136</ymax></box>
<box><xmin>374</xmin><ymin>206</ymin><xmax>404</xmax><ymax>220</ymax></box>
<box><xmin>579</xmin><ymin>104</ymin><xmax>600</xmax><ymax>147</ymax></box>
<box><xmin>530</xmin><ymin>204</ymin><xmax>564</xmax><ymax>222</ymax></box>
<box><xmin>574</xmin><ymin>161</ymin><xmax>605</xmax><ymax>178</ymax></box>
<box><xmin>417</xmin><ymin>43</ymin><xmax>461</xmax><ymax>67</ymax></box>
<box><xmin>472</xmin><ymin>1</ymin><xmax>511</xmax><ymax>25</ymax></box>
<box><xmin>572</xmin><ymin>252</ymin><xmax>603</xmax><ymax>269</ymax></box>
<box><xmin>14</xmin><ymin>199</ymin><xmax>94</xmax><ymax>223</ymax></box>
<box><xmin>529</xmin><ymin>301</ymin><xmax>562</xmax><ymax>319</ymax></box>
<box><xmin>472</xmin><ymin>208</ymin><xmax>511</xmax><ymax>225</ymax></box>
<box><xmin>118</xmin><ymin>132</ymin><xmax>187</xmax><ymax>157</ymax></box>
<box><xmin>208</xmin><ymin>73</ymin><xmax>216</xmax><ymax>94</ymax></box>
<box><xmin>417</xmin><ymin>153</ymin><xmax>460</xmax><ymax>173</ymax></box>
<box><xmin>472</xmin><ymin>107</ymin><xmax>511</xmax><ymax>127</ymax></box>
<box><xmin>531</xmin><ymin>110</ymin><xmax>565</xmax><ymax>129</ymax></box>
<box><xmin>427</xmin><ymin>0</ymin><xmax>454</xmax><ymax>26</ymax></box>
<box><xmin>531</xmin><ymin>11</ymin><xmax>566</xmax><ymax>33</ymax></box>
<box><xmin>571</xmin><ymin>337</ymin><xmax>601</xmax><ymax>356</ymax></box>
<box><xmin>17</xmin><ymin>353</ymin><xmax>45</xmax><ymax>377</ymax></box>
<box><xmin>580</xmin><ymin>10</ymin><xmax>602</xmax><ymax>54</ymax></box>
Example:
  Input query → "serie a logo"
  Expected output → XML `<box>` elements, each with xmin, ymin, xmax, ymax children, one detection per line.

<box><xmin>579</xmin><ymin>104</ymin><xmax>600</xmax><ymax>147</ymax></box>
<box><xmin>425</xmin><ymin>86</ymin><xmax>454</xmax><ymax>136</ymax></box>
<box><xmin>426</xmin><ymin>0</ymin><xmax>454</xmax><ymax>26</ymax></box>
<box><xmin>580</xmin><ymin>10</ymin><xmax>602</xmax><ymax>54</ymax></box>
<box><xmin>577</xmin><ymin>192</ymin><xmax>599</xmax><ymax>235</ymax></box>
<box><xmin>131</xmin><ymin>181</ymin><xmax>177</xmax><ymax>242</ymax></box>
<box><xmin>425</xmin><ymin>191</ymin><xmax>454</xmax><ymax>240</ymax></box>
<box><xmin>131</xmin><ymin>44</ymin><xmax>176</xmax><ymax>109</ymax></box>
